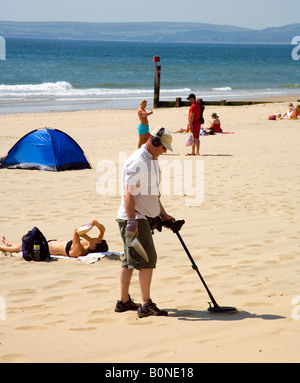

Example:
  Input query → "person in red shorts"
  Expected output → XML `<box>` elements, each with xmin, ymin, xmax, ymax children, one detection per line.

<box><xmin>186</xmin><ymin>93</ymin><xmax>201</xmax><ymax>156</ymax></box>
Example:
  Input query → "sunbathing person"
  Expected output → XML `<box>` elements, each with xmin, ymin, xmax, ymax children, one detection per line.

<box><xmin>171</xmin><ymin>127</ymin><xmax>186</xmax><ymax>134</ymax></box>
<box><xmin>0</xmin><ymin>220</ymin><xmax>108</xmax><ymax>258</ymax></box>
<box><xmin>207</xmin><ymin>113</ymin><xmax>222</xmax><ymax>134</ymax></box>
<box><xmin>290</xmin><ymin>105</ymin><xmax>300</xmax><ymax>119</ymax></box>
<box><xmin>282</xmin><ymin>103</ymin><xmax>295</xmax><ymax>119</ymax></box>
<box><xmin>0</xmin><ymin>155</ymin><xmax>7</xmax><ymax>163</ymax></box>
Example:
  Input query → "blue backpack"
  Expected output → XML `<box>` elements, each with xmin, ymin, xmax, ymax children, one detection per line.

<box><xmin>22</xmin><ymin>227</ymin><xmax>50</xmax><ymax>262</ymax></box>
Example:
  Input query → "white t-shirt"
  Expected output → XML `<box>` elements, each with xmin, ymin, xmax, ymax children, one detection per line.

<box><xmin>117</xmin><ymin>144</ymin><xmax>161</xmax><ymax>220</ymax></box>
<box><xmin>287</xmin><ymin>107</ymin><xmax>295</xmax><ymax>118</ymax></box>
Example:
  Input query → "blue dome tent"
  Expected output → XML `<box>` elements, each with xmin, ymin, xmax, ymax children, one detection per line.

<box><xmin>0</xmin><ymin>128</ymin><xmax>91</xmax><ymax>171</ymax></box>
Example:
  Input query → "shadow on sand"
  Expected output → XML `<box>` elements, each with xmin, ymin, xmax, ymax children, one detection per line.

<box><xmin>166</xmin><ymin>308</ymin><xmax>285</xmax><ymax>322</ymax></box>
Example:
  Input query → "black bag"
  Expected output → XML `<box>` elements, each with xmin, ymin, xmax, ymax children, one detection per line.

<box><xmin>22</xmin><ymin>227</ymin><xmax>51</xmax><ymax>262</ymax></box>
<box><xmin>200</xmin><ymin>103</ymin><xmax>205</xmax><ymax>125</ymax></box>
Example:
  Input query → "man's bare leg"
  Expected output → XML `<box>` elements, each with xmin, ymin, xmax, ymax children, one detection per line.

<box><xmin>195</xmin><ymin>138</ymin><xmax>200</xmax><ymax>155</ymax></box>
<box><xmin>139</xmin><ymin>268</ymin><xmax>153</xmax><ymax>306</ymax></box>
<box><xmin>186</xmin><ymin>143</ymin><xmax>196</xmax><ymax>156</ymax></box>
<box><xmin>120</xmin><ymin>268</ymin><xmax>134</xmax><ymax>303</ymax></box>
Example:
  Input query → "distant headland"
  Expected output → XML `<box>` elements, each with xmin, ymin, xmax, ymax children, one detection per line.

<box><xmin>0</xmin><ymin>21</ymin><xmax>299</xmax><ymax>43</ymax></box>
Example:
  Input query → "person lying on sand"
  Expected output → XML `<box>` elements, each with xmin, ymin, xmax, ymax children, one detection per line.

<box><xmin>282</xmin><ymin>103</ymin><xmax>295</xmax><ymax>119</ymax></box>
<box><xmin>290</xmin><ymin>105</ymin><xmax>300</xmax><ymax>120</ymax></box>
<box><xmin>171</xmin><ymin>127</ymin><xmax>186</xmax><ymax>134</ymax></box>
<box><xmin>0</xmin><ymin>220</ymin><xmax>108</xmax><ymax>258</ymax></box>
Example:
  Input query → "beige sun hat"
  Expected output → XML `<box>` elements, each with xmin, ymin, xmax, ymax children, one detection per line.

<box><xmin>151</xmin><ymin>127</ymin><xmax>173</xmax><ymax>152</ymax></box>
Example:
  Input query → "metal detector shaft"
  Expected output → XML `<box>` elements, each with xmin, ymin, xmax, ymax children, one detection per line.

<box><xmin>175</xmin><ymin>232</ymin><xmax>219</xmax><ymax>308</ymax></box>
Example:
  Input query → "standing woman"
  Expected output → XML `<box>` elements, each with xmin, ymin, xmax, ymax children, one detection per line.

<box><xmin>137</xmin><ymin>100</ymin><xmax>153</xmax><ymax>148</ymax></box>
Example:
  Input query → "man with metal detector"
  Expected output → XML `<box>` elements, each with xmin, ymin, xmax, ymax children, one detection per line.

<box><xmin>115</xmin><ymin>127</ymin><xmax>176</xmax><ymax>318</ymax></box>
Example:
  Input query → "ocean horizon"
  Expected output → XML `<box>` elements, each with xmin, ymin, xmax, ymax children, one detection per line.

<box><xmin>0</xmin><ymin>38</ymin><xmax>299</xmax><ymax>114</ymax></box>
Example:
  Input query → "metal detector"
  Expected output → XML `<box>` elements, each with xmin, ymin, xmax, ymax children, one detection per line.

<box><xmin>164</xmin><ymin>219</ymin><xmax>237</xmax><ymax>314</ymax></box>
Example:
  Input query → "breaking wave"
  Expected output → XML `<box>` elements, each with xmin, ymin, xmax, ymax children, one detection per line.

<box><xmin>0</xmin><ymin>81</ymin><xmax>191</xmax><ymax>99</ymax></box>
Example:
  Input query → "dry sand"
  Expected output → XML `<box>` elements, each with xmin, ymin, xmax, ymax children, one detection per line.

<box><xmin>0</xmin><ymin>100</ymin><xmax>299</xmax><ymax>363</ymax></box>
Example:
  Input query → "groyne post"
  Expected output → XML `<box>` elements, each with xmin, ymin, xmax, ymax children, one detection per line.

<box><xmin>153</xmin><ymin>56</ymin><xmax>161</xmax><ymax>108</ymax></box>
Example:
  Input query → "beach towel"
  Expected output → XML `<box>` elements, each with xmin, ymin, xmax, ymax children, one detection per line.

<box><xmin>52</xmin><ymin>251</ymin><xmax>123</xmax><ymax>264</ymax></box>
<box><xmin>2</xmin><ymin>251</ymin><xmax>123</xmax><ymax>265</ymax></box>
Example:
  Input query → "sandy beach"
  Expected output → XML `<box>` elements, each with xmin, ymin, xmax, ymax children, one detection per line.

<box><xmin>0</xmin><ymin>100</ymin><xmax>299</xmax><ymax>363</ymax></box>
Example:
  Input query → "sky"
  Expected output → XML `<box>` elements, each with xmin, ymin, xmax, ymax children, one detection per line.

<box><xmin>0</xmin><ymin>0</ymin><xmax>299</xmax><ymax>30</ymax></box>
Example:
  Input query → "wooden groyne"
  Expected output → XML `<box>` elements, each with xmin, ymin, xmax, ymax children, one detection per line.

<box><xmin>154</xmin><ymin>98</ymin><xmax>279</xmax><ymax>108</ymax></box>
<box><xmin>152</xmin><ymin>57</ymin><xmax>298</xmax><ymax>108</ymax></box>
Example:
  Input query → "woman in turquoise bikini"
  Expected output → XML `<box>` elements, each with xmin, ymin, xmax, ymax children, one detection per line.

<box><xmin>137</xmin><ymin>100</ymin><xmax>153</xmax><ymax>148</ymax></box>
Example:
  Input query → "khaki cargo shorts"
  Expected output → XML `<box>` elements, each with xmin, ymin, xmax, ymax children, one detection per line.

<box><xmin>117</xmin><ymin>219</ymin><xmax>157</xmax><ymax>270</ymax></box>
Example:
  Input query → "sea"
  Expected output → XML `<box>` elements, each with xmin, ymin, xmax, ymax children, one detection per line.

<box><xmin>0</xmin><ymin>38</ymin><xmax>299</xmax><ymax>114</ymax></box>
